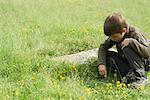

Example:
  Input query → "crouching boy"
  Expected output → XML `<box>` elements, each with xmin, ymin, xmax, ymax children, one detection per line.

<box><xmin>98</xmin><ymin>13</ymin><xmax>150</xmax><ymax>88</ymax></box>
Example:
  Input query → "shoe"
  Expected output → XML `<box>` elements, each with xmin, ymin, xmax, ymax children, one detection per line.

<box><xmin>122</xmin><ymin>70</ymin><xmax>135</xmax><ymax>84</ymax></box>
<box><xmin>130</xmin><ymin>78</ymin><xmax>149</xmax><ymax>89</ymax></box>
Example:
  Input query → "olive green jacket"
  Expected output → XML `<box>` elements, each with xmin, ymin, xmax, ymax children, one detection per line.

<box><xmin>98</xmin><ymin>26</ymin><xmax>150</xmax><ymax>66</ymax></box>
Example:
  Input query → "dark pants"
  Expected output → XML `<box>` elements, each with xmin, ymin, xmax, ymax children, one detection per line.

<box><xmin>106</xmin><ymin>47</ymin><xmax>146</xmax><ymax>82</ymax></box>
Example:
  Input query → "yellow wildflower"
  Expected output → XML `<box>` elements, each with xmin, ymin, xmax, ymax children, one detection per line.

<box><xmin>122</xmin><ymin>83</ymin><xmax>127</xmax><ymax>88</ymax></box>
<box><xmin>71</xmin><ymin>65</ymin><xmax>77</xmax><ymax>72</ymax></box>
<box><xmin>59</xmin><ymin>76</ymin><xmax>66</xmax><ymax>80</ymax></box>
<box><xmin>15</xmin><ymin>90</ymin><xmax>20</xmax><ymax>96</ymax></box>
<box><xmin>117</xmin><ymin>81</ymin><xmax>120</xmax><ymax>85</ymax></box>
<box><xmin>32</xmin><ymin>76</ymin><xmax>36</xmax><ymax>80</ymax></box>
<box><xmin>109</xmin><ymin>86</ymin><xmax>112</xmax><ymax>90</ymax></box>
<box><xmin>78</xmin><ymin>96</ymin><xmax>84</xmax><ymax>100</ymax></box>
<box><xmin>48</xmin><ymin>97</ymin><xmax>51</xmax><ymax>100</ymax></box>
<box><xmin>20</xmin><ymin>80</ymin><xmax>25</xmax><ymax>86</ymax></box>
<box><xmin>119</xmin><ymin>84</ymin><xmax>123</xmax><ymax>88</ymax></box>
<box><xmin>124</xmin><ymin>93</ymin><xmax>128</xmax><ymax>97</ymax></box>
<box><xmin>84</xmin><ymin>88</ymin><xmax>92</xmax><ymax>95</ymax></box>
<box><xmin>117</xmin><ymin>84</ymin><xmax>121</xmax><ymax>88</ymax></box>
<box><xmin>106</xmin><ymin>83</ymin><xmax>113</xmax><ymax>90</ymax></box>
<box><xmin>138</xmin><ymin>86</ymin><xmax>145</xmax><ymax>90</ymax></box>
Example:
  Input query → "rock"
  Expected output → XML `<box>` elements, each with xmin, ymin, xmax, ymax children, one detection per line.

<box><xmin>51</xmin><ymin>48</ymin><xmax>117</xmax><ymax>64</ymax></box>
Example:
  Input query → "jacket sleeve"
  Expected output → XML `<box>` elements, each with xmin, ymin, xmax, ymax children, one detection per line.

<box><xmin>97</xmin><ymin>38</ymin><xmax>116</xmax><ymax>66</ymax></box>
<box><xmin>129</xmin><ymin>38</ymin><xmax>150</xmax><ymax>59</ymax></box>
<box><xmin>128</xmin><ymin>30</ymin><xmax>150</xmax><ymax>59</ymax></box>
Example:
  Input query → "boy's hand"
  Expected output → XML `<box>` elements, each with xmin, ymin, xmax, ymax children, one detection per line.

<box><xmin>98</xmin><ymin>65</ymin><xmax>107</xmax><ymax>77</ymax></box>
<box><xmin>121</xmin><ymin>38</ymin><xmax>130</xmax><ymax>48</ymax></box>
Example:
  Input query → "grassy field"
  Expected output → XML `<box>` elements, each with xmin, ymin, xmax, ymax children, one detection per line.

<box><xmin>0</xmin><ymin>0</ymin><xmax>150</xmax><ymax>99</ymax></box>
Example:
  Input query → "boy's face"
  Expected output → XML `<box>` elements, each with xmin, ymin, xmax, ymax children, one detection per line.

<box><xmin>110</xmin><ymin>28</ymin><xmax>127</xmax><ymax>42</ymax></box>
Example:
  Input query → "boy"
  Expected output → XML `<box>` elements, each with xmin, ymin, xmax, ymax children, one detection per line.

<box><xmin>98</xmin><ymin>13</ymin><xmax>150</xmax><ymax>88</ymax></box>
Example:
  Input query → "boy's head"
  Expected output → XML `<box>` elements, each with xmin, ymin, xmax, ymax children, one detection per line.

<box><xmin>104</xmin><ymin>13</ymin><xmax>128</xmax><ymax>42</ymax></box>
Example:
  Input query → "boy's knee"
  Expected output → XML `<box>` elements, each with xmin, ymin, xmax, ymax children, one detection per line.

<box><xmin>122</xmin><ymin>46</ymin><xmax>143</xmax><ymax>64</ymax></box>
<box><xmin>122</xmin><ymin>47</ymin><xmax>135</xmax><ymax>55</ymax></box>
<box><xmin>122</xmin><ymin>46</ymin><xmax>132</xmax><ymax>52</ymax></box>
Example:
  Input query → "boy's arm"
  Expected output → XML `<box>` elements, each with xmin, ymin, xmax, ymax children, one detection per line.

<box><xmin>124</xmin><ymin>30</ymin><xmax>150</xmax><ymax>59</ymax></box>
<box><xmin>128</xmin><ymin>38</ymin><xmax>150</xmax><ymax>59</ymax></box>
<box><xmin>97</xmin><ymin>38</ymin><xmax>116</xmax><ymax>66</ymax></box>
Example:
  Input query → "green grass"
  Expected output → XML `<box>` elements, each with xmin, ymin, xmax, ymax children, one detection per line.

<box><xmin>0</xmin><ymin>0</ymin><xmax>150</xmax><ymax>99</ymax></box>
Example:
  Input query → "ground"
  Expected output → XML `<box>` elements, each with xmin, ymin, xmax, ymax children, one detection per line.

<box><xmin>0</xmin><ymin>0</ymin><xmax>150</xmax><ymax>99</ymax></box>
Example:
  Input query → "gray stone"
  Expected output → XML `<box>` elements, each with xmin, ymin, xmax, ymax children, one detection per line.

<box><xmin>51</xmin><ymin>48</ymin><xmax>117</xmax><ymax>64</ymax></box>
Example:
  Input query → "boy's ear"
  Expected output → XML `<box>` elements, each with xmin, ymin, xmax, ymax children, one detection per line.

<box><xmin>121</xmin><ymin>28</ymin><xmax>127</xmax><ymax>33</ymax></box>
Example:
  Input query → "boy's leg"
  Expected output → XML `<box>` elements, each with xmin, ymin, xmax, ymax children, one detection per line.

<box><xmin>106</xmin><ymin>51</ymin><xmax>130</xmax><ymax>79</ymax></box>
<box><xmin>122</xmin><ymin>47</ymin><xmax>146</xmax><ymax>79</ymax></box>
<box><xmin>122</xmin><ymin>47</ymin><xmax>148</xmax><ymax>88</ymax></box>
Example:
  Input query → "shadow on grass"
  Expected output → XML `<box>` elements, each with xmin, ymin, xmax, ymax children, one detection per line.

<box><xmin>73</xmin><ymin>57</ymin><xmax>118</xmax><ymax>89</ymax></box>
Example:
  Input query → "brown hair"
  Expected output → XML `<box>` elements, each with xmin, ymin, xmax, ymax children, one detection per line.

<box><xmin>104</xmin><ymin>13</ymin><xmax>128</xmax><ymax>36</ymax></box>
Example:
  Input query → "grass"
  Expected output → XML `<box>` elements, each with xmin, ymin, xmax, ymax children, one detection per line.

<box><xmin>0</xmin><ymin>0</ymin><xmax>150</xmax><ymax>99</ymax></box>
